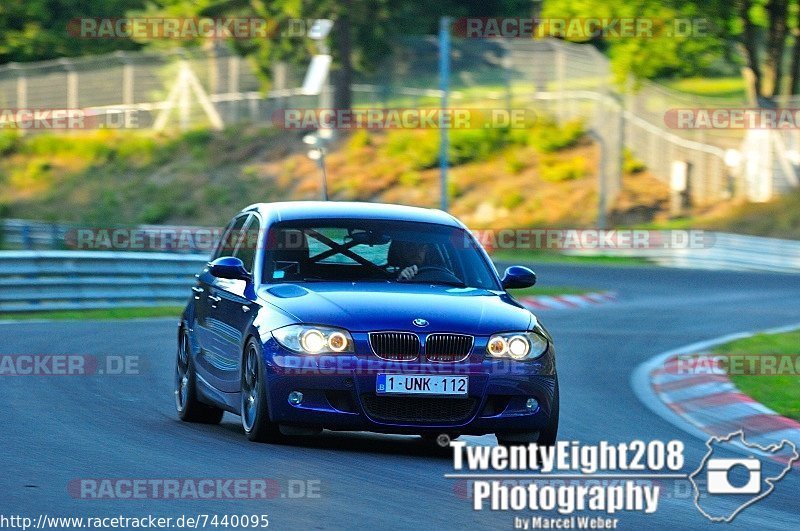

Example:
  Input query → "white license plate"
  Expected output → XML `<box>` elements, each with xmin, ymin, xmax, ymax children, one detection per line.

<box><xmin>376</xmin><ymin>374</ymin><xmax>468</xmax><ymax>396</ymax></box>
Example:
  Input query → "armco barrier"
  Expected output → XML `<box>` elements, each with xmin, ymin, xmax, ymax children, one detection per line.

<box><xmin>0</xmin><ymin>251</ymin><xmax>208</xmax><ymax>312</ymax></box>
<box><xmin>563</xmin><ymin>232</ymin><xmax>800</xmax><ymax>273</ymax></box>
<box><xmin>0</xmin><ymin>232</ymin><xmax>798</xmax><ymax>313</ymax></box>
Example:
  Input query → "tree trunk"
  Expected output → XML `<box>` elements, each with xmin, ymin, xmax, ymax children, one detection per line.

<box><xmin>789</xmin><ymin>0</ymin><xmax>800</xmax><ymax>94</ymax></box>
<box><xmin>739</xmin><ymin>0</ymin><xmax>764</xmax><ymax>102</ymax></box>
<box><xmin>332</xmin><ymin>2</ymin><xmax>353</xmax><ymax>110</ymax></box>
<box><xmin>764</xmin><ymin>0</ymin><xmax>789</xmax><ymax>97</ymax></box>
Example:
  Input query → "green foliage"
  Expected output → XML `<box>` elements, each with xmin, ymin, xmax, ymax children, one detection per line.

<box><xmin>504</xmin><ymin>151</ymin><xmax>527</xmax><ymax>174</ymax></box>
<box><xmin>539</xmin><ymin>156</ymin><xmax>587</xmax><ymax>182</ymax></box>
<box><xmin>623</xmin><ymin>149</ymin><xmax>646</xmax><ymax>174</ymax></box>
<box><xmin>529</xmin><ymin>119</ymin><xmax>585</xmax><ymax>153</ymax></box>
<box><xmin>448</xmin><ymin>127</ymin><xmax>513</xmax><ymax>165</ymax></box>
<box><xmin>0</xmin><ymin>131</ymin><xmax>20</xmax><ymax>155</ymax></box>
<box><xmin>500</xmin><ymin>190</ymin><xmax>525</xmax><ymax>209</ymax></box>
<box><xmin>398</xmin><ymin>170</ymin><xmax>423</xmax><ymax>186</ymax></box>
<box><xmin>347</xmin><ymin>130</ymin><xmax>373</xmax><ymax>150</ymax></box>
<box><xmin>541</xmin><ymin>0</ymin><xmax>728</xmax><ymax>82</ymax></box>
<box><xmin>383</xmin><ymin>131</ymin><xmax>439</xmax><ymax>170</ymax></box>
<box><xmin>20</xmin><ymin>132</ymin><xmax>114</xmax><ymax>162</ymax></box>
<box><xmin>0</xmin><ymin>0</ymin><xmax>146</xmax><ymax>63</ymax></box>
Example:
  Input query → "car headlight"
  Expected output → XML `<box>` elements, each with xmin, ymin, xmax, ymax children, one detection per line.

<box><xmin>272</xmin><ymin>325</ymin><xmax>354</xmax><ymax>354</ymax></box>
<box><xmin>486</xmin><ymin>329</ymin><xmax>548</xmax><ymax>360</ymax></box>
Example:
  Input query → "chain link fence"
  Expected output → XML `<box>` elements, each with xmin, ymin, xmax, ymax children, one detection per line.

<box><xmin>1</xmin><ymin>38</ymin><xmax>798</xmax><ymax>206</ymax></box>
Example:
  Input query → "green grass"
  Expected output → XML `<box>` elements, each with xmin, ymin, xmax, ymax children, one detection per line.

<box><xmin>492</xmin><ymin>249</ymin><xmax>650</xmax><ymax>266</ymax></box>
<box><xmin>660</xmin><ymin>77</ymin><xmax>746</xmax><ymax>100</ymax></box>
<box><xmin>507</xmin><ymin>286</ymin><xmax>593</xmax><ymax>297</ymax></box>
<box><xmin>0</xmin><ymin>306</ymin><xmax>183</xmax><ymax>321</ymax></box>
<box><xmin>714</xmin><ymin>330</ymin><xmax>800</xmax><ymax>422</ymax></box>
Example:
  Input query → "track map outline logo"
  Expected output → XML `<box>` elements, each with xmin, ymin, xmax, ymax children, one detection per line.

<box><xmin>689</xmin><ymin>430</ymin><xmax>799</xmax><ymax>523</ymax></box>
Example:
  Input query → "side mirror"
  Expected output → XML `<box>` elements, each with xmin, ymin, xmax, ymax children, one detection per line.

<box><xmin>208</xmin><ymin>256</ymin><xmax>251</xmax><ymax>281</ymax></box>
<box><xmin>501</xmin><ymin>266</ymin><xmax>537</xmax><ymax>290</ymax></box>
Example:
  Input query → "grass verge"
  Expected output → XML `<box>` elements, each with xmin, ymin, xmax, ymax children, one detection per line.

<box><xmin>507</xmin><ymin>286</ymin><xmax>594</xmax><ymax>297</ymax></box>
<box><xmin>714</xmin><ymin>330</ymin><xmax>800</xmax><ymax>422</ymax></box>
<box><xmin>492</xmin><ymin>249</ymin><xmax>650</xmax><ymax>266</ymax></box>
<box><xmin>0</xmin><ymin>306</ymin><xmax>183</xmax><ymax>321</ymax></box>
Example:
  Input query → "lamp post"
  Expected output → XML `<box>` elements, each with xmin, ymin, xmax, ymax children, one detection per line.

<box><xmin>304</xmin><ymin>130</ymin><xmax>332</xmax><ymax>200</ymax></box>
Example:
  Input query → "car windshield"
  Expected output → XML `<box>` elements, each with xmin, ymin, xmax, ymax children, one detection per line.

<box><xmin>262</xmin><ymin>219</ymin><xmax>500</xmax><ymax>290</ymax></box>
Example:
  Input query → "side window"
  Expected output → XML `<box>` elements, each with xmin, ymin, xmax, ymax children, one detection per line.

<box><xmin>213</xmin><ymin>215</ymin><xmax>248</xmax><ymax>259</ymax></box>
<box><xmin>233</xmin><ymin>215</ymin><xmax>259</xmax><ymax>273</ymax></box>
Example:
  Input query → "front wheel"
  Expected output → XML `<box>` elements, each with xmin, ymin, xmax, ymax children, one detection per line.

<box><xmin>241</xmin><ymin>338</ymin><xmax>282</xmax><ymax>443</ymax></box>
<box><xmin>175</xmin><ymin>330</ymin><xmax>224</xmax><ymax>424</ymax></box>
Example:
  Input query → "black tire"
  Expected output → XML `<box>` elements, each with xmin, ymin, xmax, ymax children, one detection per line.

<box><xmin>175</xmin><ymin>329</ymin><xmax>224</xmax><ymax>424</ymax></box>
<box><xmin>240</xmin><ymin>337</ymin><xmax>282</xmax><ymax>443</ymax></box>
<box><xmin>496</xmin><ymin>380</ymin><xmax>559</xmax><ymax>447</ymax></box>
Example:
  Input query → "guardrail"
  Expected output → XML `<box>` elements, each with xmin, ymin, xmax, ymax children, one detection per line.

<box><xmin>563</xmin><ymin>232</ymin><xmax>800</xmax><ymax>273</ymax></box>
<box><xmin>0</xmin><ymin>231</ymin><xmax>797</xmax><ymax>313</ymax></box>
<box><xmin>0</xmin><ymin>251</ymin><xmax>208</xmax><ymax>312</ymax></box>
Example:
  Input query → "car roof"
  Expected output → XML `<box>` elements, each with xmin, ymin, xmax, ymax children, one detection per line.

<box><xmin>241</xmin><ymin>201</ymin><xmax>464</xmax><ymax>228</ymax></box>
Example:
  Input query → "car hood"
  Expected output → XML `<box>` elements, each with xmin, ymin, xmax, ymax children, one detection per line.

<box><xmin>257</xmin><ymin>282</ymin><xmax>533</xmax><ymax>334</ymax></box>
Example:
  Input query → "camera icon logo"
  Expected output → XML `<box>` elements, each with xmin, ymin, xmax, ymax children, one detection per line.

<box><xmin>689</xmin><ymin>430</ymin><xmax>798</xmax><ymax>522</ymax></box>
<box><xmin>706</xmin><ymin>458</ymin><xmax>761</xmax><ymax>495</ymax></box>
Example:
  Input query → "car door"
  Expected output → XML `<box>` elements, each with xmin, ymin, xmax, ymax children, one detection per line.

<box><xmin>208</xmin><ymin>213</ymin><xmax>262</xmax><ymax>392</ymax></box>
<box><xmin>193</xmin><ymin>213</ymin><xmax>249</xmax><ymax>390</ymax></box>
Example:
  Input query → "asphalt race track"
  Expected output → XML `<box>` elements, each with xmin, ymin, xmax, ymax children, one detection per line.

<box><xmin>1</xmin><ymin>264</ymin><xmax>799</xmax><ymax>529</ymax></box>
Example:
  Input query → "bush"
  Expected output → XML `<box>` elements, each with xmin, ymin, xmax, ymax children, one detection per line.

<box><xmin>623</xmin><ymin>149</ymin><xmax>646</xmax><ymax>174</ymax></box>
<box><xmin>500</xmin><ymin>190</ymin><xmax>525</xmax><ymax>209</ymax></box>
<box><xmin>504</xmin><ymin>151</ymin><xmax>527</xmax><ymax>174</ymax></box>
<box><xmin>540</xmin><ymin>156</ymin><xmax>587</xmax><ymax>182</ymax></box>
<box><xmin>0</xmin><ymin>131</ymin><xmax>20</xmax><ymax>155</ymax></box>
<box><xmin>449</xmin><ymin>127</ymin><xmax>511</xmax><ymax>165</ymax></box>
<box><xmin>347</xmin><ymin>130</ymin><xmax>372</xmax><ymax>150</ymax></box>
<box><xmin>529</xmin><ymin>119</ymin><xmax>585</xmax><ymax>153</ymax></box>
<box><xmin>384</xmin><ymin>131</ymin><xmax>439</xmax><ymax>170</ymax></box>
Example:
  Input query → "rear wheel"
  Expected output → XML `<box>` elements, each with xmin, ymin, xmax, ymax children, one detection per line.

<box><xmin>175</xmin><ymin>330</ymin><xmax>224</xmax><ymax>424</ymax></box>
<box><xmin>496</xmin><ymin>381</ymin><xmax>559</xmax><ymax>447</ymax></box>
<box><xmin>241</xmin><ymin>338</ymin><xmax>282</xmax><ymax>443</ymax></box>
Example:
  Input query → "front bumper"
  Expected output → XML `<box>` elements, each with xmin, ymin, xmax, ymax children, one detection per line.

<box><xmin>262</xmin><ymin>335</ymin><xmax>557</xmax><ymax>436</ymax></box>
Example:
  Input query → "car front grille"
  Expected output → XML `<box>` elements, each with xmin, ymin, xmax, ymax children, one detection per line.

<box><xmin>369</xmin><ymin>332</ymin><xmax>420</xmax><ymax>361</ymax></box>
<box><xmin>360</xmin><ymin>394</ymin><xmax>477</xmax><ymax>424</ymax></box>
<box><xmin>425</xmin><ymin>333</ymin><xmax>474</xmax><ymax>362</ymax></box>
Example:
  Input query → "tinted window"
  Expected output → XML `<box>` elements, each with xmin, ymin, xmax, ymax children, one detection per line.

<box><xmin>213</xmin><ymin>215</ymin><xmax>249</xmax><ymax>259</ymax></box>
<box><xmin>233</xmin><ymin>215</ymin><xmax>259</xmax><ymax>273</ymax></box>
<box><xmin>262</xmin><ymin>219</ymin><xmax>499</xmax><ymax>290</ymax></box>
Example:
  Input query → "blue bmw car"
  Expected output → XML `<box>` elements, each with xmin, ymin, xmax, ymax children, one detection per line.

<box><xmin>176</xmin><ymin>201</ymin><xmax>558</xmax><ymax>446</ymax></box>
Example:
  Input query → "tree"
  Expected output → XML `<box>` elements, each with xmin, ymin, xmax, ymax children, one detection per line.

<box><xmin>129</xmin><ymin>0</ymin><xmax>534</xmax><ymax>110</ymax></box>
<box><xmin>0</xmin><ymin>0</ymin><xmax>146</xmax><ymax>64</ymax></box>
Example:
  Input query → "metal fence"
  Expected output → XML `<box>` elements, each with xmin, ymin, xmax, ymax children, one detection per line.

<box><xmin>564</xmin><ymin>232</ymin><xmax>800</xmax><ymax>273</ymax></box>
<box><xmin>1</xmin><ymin>38</ymin><xmax>798</xmax><ymax>206</ymax></box>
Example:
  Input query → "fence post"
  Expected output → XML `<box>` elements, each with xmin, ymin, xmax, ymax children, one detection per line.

<box><xmin>61</xmin><ymin>59</ymin><xmax>79</xmax><ymax>109</ymax></box>
<box><xmin>10</xmin><ymin>64</ymin><xmax>28</xmax><ymax>136</ymax></box>
<box><xmin>554</xmin><ymin>42</ymin><xmax>566</xmax><ymax>122</ymax></box>
<box><xmin>117</xmin><ymin>51</ymin><xmax>134</xmax><ymax>106</ymax></box>
<box><xmin>228</xmin><ymin>55</ymin><xmax>240</xmax><ymax>123</ymax></box>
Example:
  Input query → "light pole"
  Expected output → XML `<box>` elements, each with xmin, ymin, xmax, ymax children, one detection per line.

<box><xmin>587</xmin><ymin>129</ymin><xmax>607</xmax><ymax>229</ymax></box>
<box><xmin>303</xmin><ymin>130</ymin><xmax>332</xmax><ymax>200</ymax></box>
<box><xmin>439</xmin><ymin>17</ymin><xmax>451</xmax><ymax>212</ymax></box>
